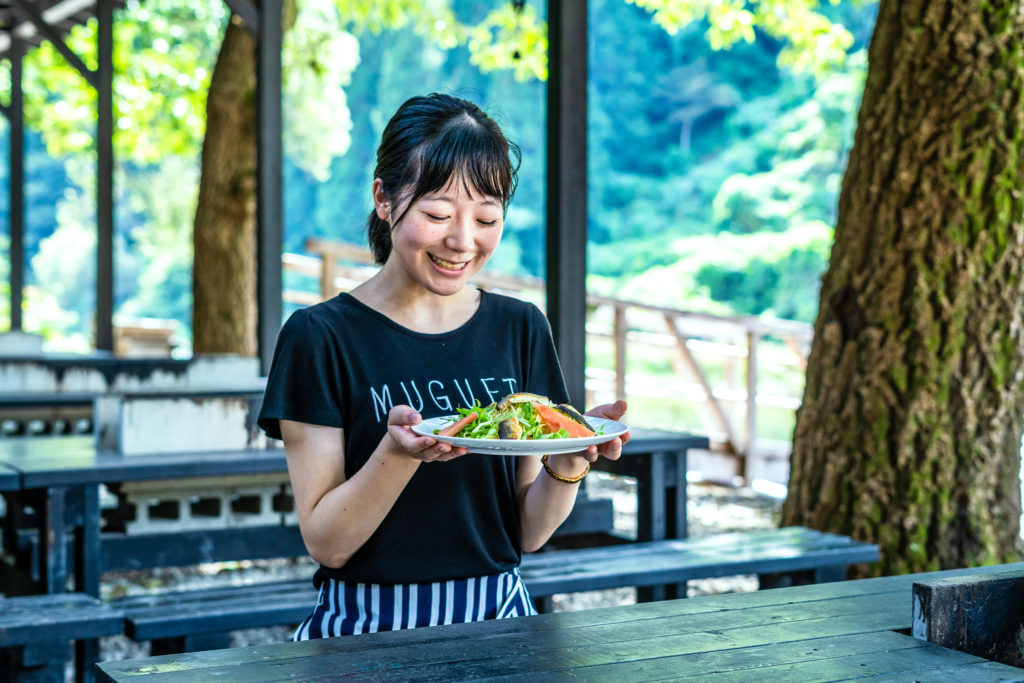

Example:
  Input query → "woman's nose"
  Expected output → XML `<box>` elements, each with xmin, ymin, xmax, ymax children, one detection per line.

<box><xmin>444</xmin><ymin>217</ymin><xmax>474</xmax><ymax>251</ymax></box>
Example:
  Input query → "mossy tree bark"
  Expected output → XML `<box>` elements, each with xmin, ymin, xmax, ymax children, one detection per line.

<box><xmin>192</xmin><ymin>4</ymin><xmax>295</xmax><ymax>355</ymax></box>
<box><xmin>781</xmin><ymin>0</ymin><xmax>1024</xmax><ymax>575</ymax></box>
<box><xmin>192</xmin><ymin>19</ymin><xmax>258</xmax><ymax>356</ymax></box>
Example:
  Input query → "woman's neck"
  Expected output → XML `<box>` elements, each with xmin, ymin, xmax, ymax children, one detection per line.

<box><xmin>349</xmin><ymin>271</ymin><xmax>481</xmax><ymax>334</ymax></box>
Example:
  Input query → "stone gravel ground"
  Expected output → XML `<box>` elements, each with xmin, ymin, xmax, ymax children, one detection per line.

<box><xmin>91</xmin><ymin>472</ymin><xmax>783</xmax><ymax>671</ymax></box>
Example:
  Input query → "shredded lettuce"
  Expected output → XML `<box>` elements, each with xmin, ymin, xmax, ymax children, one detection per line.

<box><xmin>436</xmin><ymin>400</ymin><xmax>603</xmax><ymax>440</ymax></box>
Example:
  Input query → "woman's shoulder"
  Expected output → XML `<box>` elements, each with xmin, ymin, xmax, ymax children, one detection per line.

<box><xmin>280</xmin><ymin>295</ymin><xmax>360</xmax><ymax>338</ymax></box>
<box><xmin>480</xmin><ymin>290</ymin><xmax>544</xmax><ymax>320</ymax></box>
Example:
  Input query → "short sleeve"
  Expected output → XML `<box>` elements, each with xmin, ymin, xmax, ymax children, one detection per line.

<box><xmin>257</xmin><ymin>309</ymin><xmax>345</xmax><ymax>440</ymax></box>
<box><xmin>524</xmin><ymin>304</ymin><xmax>572</xmax><ymax>407</ymax></box>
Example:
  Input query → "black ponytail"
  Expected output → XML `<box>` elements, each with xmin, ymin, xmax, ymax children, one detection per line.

<box><xmin>367</xmin><ymin>212</ymin><xmax>392</xmax><ymax>265</ymax></box>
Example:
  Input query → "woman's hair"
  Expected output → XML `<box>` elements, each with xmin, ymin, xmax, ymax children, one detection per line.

<box><xmin>367</xmin><ymin>93</ymin><xmax>521</xmax><ymax>264</ymax></box>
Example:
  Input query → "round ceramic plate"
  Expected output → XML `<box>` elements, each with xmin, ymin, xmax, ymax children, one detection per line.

<box><xmin>411</xmin><ymin>416</ymin><xmax>629</xmax><ymax>456</ymax></box>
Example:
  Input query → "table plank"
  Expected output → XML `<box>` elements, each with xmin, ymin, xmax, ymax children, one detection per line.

<box><xmin>96</xmin><ymin>562</ymin><xmax>1024</xmax><ymax>677</ymax></box>
<box><xmin>98</xmin><ymin>593</ymin><xmax>910</xmax><ymax>681</ymax></box>
<box><xmin>0</xmin><ymin>461</ymin><xmax>19</xmax><ymax>490</ymax></box>
<box><xmin>852</xmin><ymin>660</ymin><xmax>1024</xmax><ymax>682</ymax></box>
<box><xmin>0</xmin><ymin>436</ymin><xmax>287</xmax><ymax>486</ymax></box>
<box><xmin>96</xmin><ymin>564</ymin><xmax>1024</xmax><ymax>683</ymax></box>
<box><xmin>0</xmin><ymin>593</ymin><xmax>122</xmax><ymax>646</ymax></box>
<box><xmin>495</xmin><ymin>631</ymin><xmax>927</xmax><ymax>681</ymax></box>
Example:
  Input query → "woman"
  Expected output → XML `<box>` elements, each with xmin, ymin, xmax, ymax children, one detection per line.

<box><xmin>258</xmin><ymin>93</ymin><xmax>629</xmax><ymax>639</ymax></box>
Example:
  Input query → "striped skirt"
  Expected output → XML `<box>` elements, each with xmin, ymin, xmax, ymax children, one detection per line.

<box><xmin>293</xmin><ymin>566</ymin><xmax>537</xmax><ymax>639</ymax></box>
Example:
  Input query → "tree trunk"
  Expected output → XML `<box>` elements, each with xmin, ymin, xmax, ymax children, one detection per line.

<box><xmin>781</xmin><ymin>0</ymin><xmax>1024</xmax><ymax>576</ymax></box>
<box><xmin>192</xmin><ymin>20</ymin><xmax>258</xmax><ymax>356</ymax></box>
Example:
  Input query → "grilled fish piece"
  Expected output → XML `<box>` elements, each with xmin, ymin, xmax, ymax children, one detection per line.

<box><xmin>554</xmin><ymin>403</ymin><xmax>595</xmax><ymax>432</ymax></box>
<box><xmin>495</xmin><ymin>392</ymin><xmax>554</xmax><ymax>413</ymax></box>
<box><xmin>498</xmin><ymin>417</ymin><xmax>523</xmax><ymax>439</ymax></box>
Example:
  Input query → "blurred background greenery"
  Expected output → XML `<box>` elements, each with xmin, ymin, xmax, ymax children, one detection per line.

<box><xmin>0</xmin><ymin>0</ymin><xmax>877</xmax><ymax>357</ymax></box>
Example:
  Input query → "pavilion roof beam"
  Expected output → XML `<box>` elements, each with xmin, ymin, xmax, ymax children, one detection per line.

<box><xmin>9</xmin><ymin>0</ymin><xmax>98</xmax><ymax>88</ymax></box>
<box><xmin>0</xmin><ymin>0</ymin><xmax>97</xmax><ymax>55</ymax></box>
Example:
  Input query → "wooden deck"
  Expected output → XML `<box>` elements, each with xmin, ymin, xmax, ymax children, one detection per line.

<box><xmin>96</xmin><ymin>563</ymin><xmax>1024</xmax><ymax>682</ymax></box>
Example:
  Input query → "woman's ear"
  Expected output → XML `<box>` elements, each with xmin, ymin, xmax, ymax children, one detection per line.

<box><xmin>372</xmin><ymin>179</ymin><xmax>391</xmax><ymax>222</ymax></box>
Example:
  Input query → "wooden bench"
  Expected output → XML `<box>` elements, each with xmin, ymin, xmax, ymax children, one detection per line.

<box><xmin>0</xmin><ymin>593</ymin><xmax>123</xmax><ymax>683</ymax></box>
<box><xmin>107</xmin><ymin>526</ymin><xmax>878</xmax><ymax>654</ymax></box>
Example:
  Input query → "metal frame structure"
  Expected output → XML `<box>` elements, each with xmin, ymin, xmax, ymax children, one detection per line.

<box><xmin>2</xmin><ymin>0</ymin><xmax>584</xmax><ymax>385</ymax></box>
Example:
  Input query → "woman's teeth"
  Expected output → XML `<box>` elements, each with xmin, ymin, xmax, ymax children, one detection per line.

<box><xmin>430</xmin><ymin>255</ymin><xmax>468</xmax><ymax>271</ymax></box>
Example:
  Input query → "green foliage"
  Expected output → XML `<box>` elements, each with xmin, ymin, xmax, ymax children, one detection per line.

<box><xmin>2</xmin><ymin>0</ymin><xmax>879</xmax><ymax>350</ymax></box>
<box><xmin>628</xmin><ymin>0</ymin><xmax>855</xmax><ymax>75</ymax></box>
<box><xmin>590</xmin><ymin>220</ymin><xmax>833</xmax><ymax>322</ymax></box>
<box><xmin>466</xmin><ymin>3</ymin><xmax>547</xmax><ymax>81</ymax></box>
<box><xmin>19</xmin><ymin>0</ymin><xmax>226</xmax><ymax>162</ymax></box>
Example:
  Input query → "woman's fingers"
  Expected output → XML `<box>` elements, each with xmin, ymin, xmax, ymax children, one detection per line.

<box><xmin>386</xmin><ymin>406</ymin><xmax>469</xmax><ymax>462</ymax></box>
<box><xmin>584</xmin><ymin>399</ymin><xmax>628</xmax><ymax>421</ymax></box>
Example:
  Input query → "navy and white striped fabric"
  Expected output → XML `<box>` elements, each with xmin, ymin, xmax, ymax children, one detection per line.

<box><xmin>293</xmin><ymin>566</ymin><xmax>537</xmax><ymax>639</ymax></box>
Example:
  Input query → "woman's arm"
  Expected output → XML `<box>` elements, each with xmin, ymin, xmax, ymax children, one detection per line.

<box><xmin>516</xmin><ymin>400</ymin><xmax>630</xmax><ymax>552</ymax></box>
<box><xmin>282</xmin><ymin>405</ymin><xmax>465</xmax><ymax>568</ymax></box>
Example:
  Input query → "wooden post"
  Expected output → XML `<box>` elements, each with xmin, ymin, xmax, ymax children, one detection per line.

<box><xmin>614</xmin><ymin>304</ymin><xmax>626</xmax><ymax>402</ymax></box>
<box><xmin>664</xmin><ymin>315</ymin><xmax>737</xmax><ymax>452</ymax></box>
<box><xmin>744</xmin><ymin>330</ymin><xmax>758</xmax><ymax>478</ymax></box>
<box><xmin>319</xmin><ymin>255</ymin><xmax>338</xmax><ymax>301</ymax></box>
<box><xmin>912</xmin><ymin>569</ymin><xmax>1024</xmax><ymax>668</ymax></box>
<box><xmin>256</xmin><ymin>0</ymin><xmax>284</xmax><ymax>376</ymax></box>
<box><xmin>8</xmin><ymin>33</ymin><xmax>24</xmax><ymax>331</ymax></box>
<box><xmin>546</xmin><ymin>0</ymin><xmax>588</xmax><ymax>407</ymax></box>
<box><xmin>96</xmin><ymin>0</ymin><xmax>115</xmax><ymax>352</ymax></box>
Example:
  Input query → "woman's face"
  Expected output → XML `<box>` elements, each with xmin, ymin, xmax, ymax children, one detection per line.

<box><xmin>378</xmin><ymin>177</ymin><xmax>504</xmax><ymax>297</ymax></box>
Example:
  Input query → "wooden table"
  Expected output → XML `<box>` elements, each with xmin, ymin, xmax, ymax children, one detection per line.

<box><xmin>0</xmin><ymin>436</ymin><xmax>288</xmax><ymax>596</ymax></box>
<box><xmin>0</xmin><ymin>431</ymin><xmax>706</xmax><ymax>597</ymax></box>
<box><xmin>0</xmin><ymin>461</ymin><xmax>20</xmax><ymax>491</ymax></box>
<box><xmin>601</xmin><ymin>428</ymin><xmax>708</xmax><ymax>541</ymax></box>
<box><xmin>96</xmin><ymin>562</ymin><xmax>1024</xmax><ymax>682</ymax></box>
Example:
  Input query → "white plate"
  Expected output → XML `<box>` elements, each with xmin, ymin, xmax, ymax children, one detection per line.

<box><xmin>411</xmin><ymin>416</ymin><xmax>629</xmax><ymax>456</ymax></box>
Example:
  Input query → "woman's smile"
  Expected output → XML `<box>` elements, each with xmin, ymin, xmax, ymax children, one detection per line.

<box><xmin>428</xmin><ymin>253</ymin><xmax>470</xmax><ymax>272</ymax></box>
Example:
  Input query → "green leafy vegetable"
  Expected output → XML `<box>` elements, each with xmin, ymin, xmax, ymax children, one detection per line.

<box><xmin>435</xmin><ymin>400</ymin><xmax>603</xmax><ymax>440</ymax></box>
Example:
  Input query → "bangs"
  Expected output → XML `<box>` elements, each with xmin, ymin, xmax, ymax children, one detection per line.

<box><xmin>406</xmin><ymin>118</ymin><xmax>519</xmax><ymax>210</ymax></box>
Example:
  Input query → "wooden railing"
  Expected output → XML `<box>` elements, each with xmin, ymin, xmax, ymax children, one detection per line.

<box><xmin>284</xmin><ymin>238</ymin><xmax>813</xmax><ymax>481</ymax></box>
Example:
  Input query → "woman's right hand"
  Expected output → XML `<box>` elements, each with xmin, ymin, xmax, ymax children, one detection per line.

<box><xmin>387</xmin><ymin>405</ymin><xmax>467</xmax><ymax>462</ymax></box>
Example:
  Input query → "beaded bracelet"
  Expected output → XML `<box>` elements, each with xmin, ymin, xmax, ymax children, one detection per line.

<box><xmin>541</xmin><ymin>454</ymin><xmax>590</xmax><ymax>484</ymax></box>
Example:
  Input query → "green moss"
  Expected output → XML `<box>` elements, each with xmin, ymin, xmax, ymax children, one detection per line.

<box><xmin>867</xmin><ymin>501</ymin><xmax>883</xmax><ymax>526</ymax></box>
<box><xmin>889</xmin><ymin>364</ymin><xmax>907</xmax><ymax>393</ymax></box>
<box><xmin>924</xmin><ymin>328</ymin><xmax>942</xmax><ymax>355</ymax></box>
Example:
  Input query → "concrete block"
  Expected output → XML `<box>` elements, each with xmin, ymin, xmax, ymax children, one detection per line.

<box><xmin>0</xmin><ymin>354</ymin><xmax>262</xmax><ymax>395</ymax></box>
<box><xmin>121</xmin><ymin>474</ymin><xmax>291</xmax><ymax>533</ymax></box>
<box><xmin>912</xmin><ymin>568</ymin><xmax>1024</xmax><ymax>668</ymax></box>
<box><xmin>96</xmin><ymin>391</ymin><xmax>267</xmax><ymax>455</ymax></box>
<box><xmin>0</xmin><ymin>331</ymin><xmax>44</xmax><ymax>356</ymax></box>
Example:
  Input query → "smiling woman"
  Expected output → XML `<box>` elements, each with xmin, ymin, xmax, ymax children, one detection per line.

<box><xmin>256</xmin><ymin>93</ymin><xmax>631</xmax><ymax>641</ymax></box>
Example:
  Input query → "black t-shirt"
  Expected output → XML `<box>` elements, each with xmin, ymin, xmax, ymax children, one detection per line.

<box><xmin>258</xmin><ymin>290</ymin><xmax>570</xmax><ymax>586</ymax></box>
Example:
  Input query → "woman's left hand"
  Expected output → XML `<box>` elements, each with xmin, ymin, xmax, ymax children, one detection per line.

<box><xmin>579</xmin><ymin>400</ymin><xmax>631</xmax><ymax>463</ymax></box>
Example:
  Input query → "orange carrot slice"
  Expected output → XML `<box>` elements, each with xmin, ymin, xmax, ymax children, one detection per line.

<box><xmin>437</xmin><ymin>412</ymin><xmax>478</xmax><ymax>437</ymax></box>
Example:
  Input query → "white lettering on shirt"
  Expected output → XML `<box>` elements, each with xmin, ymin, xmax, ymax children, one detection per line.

<box><xmin>370</xmin><ymin>384</ymin><xmax>392</xmax><ymax>422</ymax></box>
<box><xmin>480</xmin><ymin>377</ymin><xmax>500</xmax><ymax>404</ymax></box>
<box><xmin>367</xmin><ymin>378</ymin><xmax>522</xmax><ymax>422</ymax></box>
<box><xmin>399</xmin><ymin>381</ymin><xmax>424</xmax><ymax>413</ymax></box>
<box><xmin>428</xmin><ymin>381</ymin><xmax>452</xmax><ymax>412</ymax></box>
